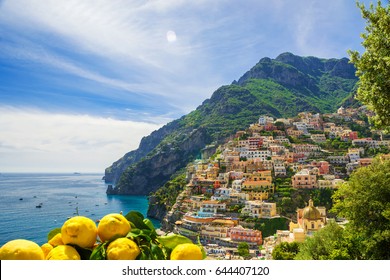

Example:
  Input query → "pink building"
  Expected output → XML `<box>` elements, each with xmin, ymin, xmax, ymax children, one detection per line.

<box><xmin>349</xmin><ymin>131</ymin><xmax>358</xmax><ymax>140</ymax></box>
<box><xmin>230</xmin><ymin>226</ymin><xmax>262</xmax><ymax>245</ymax></box>
<box><xmin>248</xmin><ymin>137</ymin><xmax>264</xmax><ymax>150</ymax></box>
<box><xmin>311</xmin><ymin>161</ymin><xmax>330</xmax><ymax>175</ymax></box>
<box><xmin>292</xmin><ymin>169</ymin><xmax>317</xmax><ymax>189</ymax></box>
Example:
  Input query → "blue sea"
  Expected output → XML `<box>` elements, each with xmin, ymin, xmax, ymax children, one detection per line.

<box><xmin>0</xmin><ymin>173</ymin><xmax>160</xmax><ymax>246</ymax></box>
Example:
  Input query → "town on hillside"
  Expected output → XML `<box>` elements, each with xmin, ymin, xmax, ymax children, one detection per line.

<box><xmin>159</xmin><ymin>106</ymin><xmax>390</xmax><ymax>260</ymax></box>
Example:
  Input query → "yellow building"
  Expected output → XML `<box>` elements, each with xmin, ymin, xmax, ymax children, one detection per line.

<box><xmin>289</xmin><ymin>199</ymin><xmax>326</xmax><ymax>241</ymax></box>
<box><xmin>200</xmin><ymin>219</ymin><xmax>236</xmax><ymax>240</ymax></box>
<box><xmin>242</xmin><ymin>170</ymin><xmax>274</xmax><ymax>200</ymax></box>
<box><xmin>242</xmin><ymin>200</ymin><xmax>277</xmax><ymax>218</ymax></box>
<box><xmin>300</xmin><ymin>199</ymin><xmax>326</xmax><ymax>234</ymax></box>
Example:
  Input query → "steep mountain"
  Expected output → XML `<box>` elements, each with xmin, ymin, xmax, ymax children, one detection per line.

<box><xmin>105</xmin><ymin>52</ymin><xmax>357</xmax><ymax>195</ymax></box>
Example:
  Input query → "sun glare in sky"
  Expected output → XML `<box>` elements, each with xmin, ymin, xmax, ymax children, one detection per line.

<box><xmin>166</xmin><ymin>30</ymin><xmax>177</xmax><ymax>42</ymax></box>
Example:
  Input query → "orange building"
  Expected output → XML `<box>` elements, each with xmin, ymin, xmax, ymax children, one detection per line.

<box><xmin>230</xmin><ymin>225</ymin><xmax>262</xmax><ymax>245</ymax></box>
<box><xmin>358</xmin><ymin>158</ymin><xmax>373</xmax><ymax>167</ymax></box>
<box><xmin>201</xmin><ymin>219</ymin><xmax>236</xmax><ymax>240</ymax></box>
<box><xmin>242</xmin><ymin>170</ymin><xmax>274</xmax><ymax>199</ymax></box>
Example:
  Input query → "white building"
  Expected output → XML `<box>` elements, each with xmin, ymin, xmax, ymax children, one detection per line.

<box><xmin>240</xmin><ymin>150</ymin><xmax>271</xmax><ymax>160</ymax></box>
<box><xmin>310</xmin><ymin>134</ymin><xmax>327</xmax><ymax>143</ymax></box>
<box><xmin>273</xmin><ymin>162</ymin><xmax>287</xmax><ymax>176</ymax></box>
<box><xmin>347</xmin><ymin>148</ymin><xmax>361</xmax><ymax>163</ymax></box>
<box><xmin>211</xmin><ymin>188</ymin><xmax>231</xmax><ymax>201</ymax></box>
<box><xmin>200</xmin><ymin>200</ymin><xmax>226</xmax><ymax>213</ymax></box>
<box><xmin>231</xmin><ymin>179</ymin><xmax>243</xmax><ymax>192</ymax></box>
<box><xmin>259</xmin><ymin>115</ymin><xmax>274</xmax><ymax>125</ymax></box>
<box><xmin>241</xmin><ymin>200</ymin><xmax>277</xmax><ymax>218</ymax></box>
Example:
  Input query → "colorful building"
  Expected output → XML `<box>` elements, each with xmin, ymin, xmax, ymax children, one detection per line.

<box><xmin>230</xmin><ymin>225</ymin><xmax>262</xmax><ymax>245</ymax></box>
<box><xmin>292</xmin><ymin>169</ymin><xmax>317</xmax><ymax>189</ymax></box>
<box><xmin>241</xmin><ymin>200</ymin><xmax>277</xmax><ymax>218</ymax></box>
<box><xmin>289</xmin><ymin>199</ymin><xmax>326</xmax><ymax>241</ymax></box>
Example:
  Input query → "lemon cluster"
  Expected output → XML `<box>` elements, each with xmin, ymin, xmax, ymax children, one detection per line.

<box><xmin>0</xmin><ymin>211</ymin><xmax>204</xmax><ymax>260</ymax></box>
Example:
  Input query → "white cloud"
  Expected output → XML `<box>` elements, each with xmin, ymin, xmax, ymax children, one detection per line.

<box><xmin>0</xmin><ymin>0</ymin><xmax>232</xmax><ymax>115</ymax></box>
<box><xmin>0</xmin><ymin>0</ymin><xmax>370</xmax><ymax>118</ymax></box>
<box><xmin>0</xmin><ymin>106</ymin><xmax>162</xmax><ymax>172</ymax></box>
<box><xmin>0</xmin><ymin>0</ymin><xmax>201</xmax><ymax>69</ymax></box>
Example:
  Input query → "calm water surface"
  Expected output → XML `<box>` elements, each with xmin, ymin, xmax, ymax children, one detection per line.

<box><xmin>0</xmin><ymin>173</ymin><xmax>159</xmax><ymax>246</ymax></box>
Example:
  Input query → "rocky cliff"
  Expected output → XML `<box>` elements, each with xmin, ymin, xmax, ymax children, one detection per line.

<box><xmin>105</xmin><ymin>52</ymin><xmax>358</xmax><ymax>196</ymax></box>
<box><xmin>146</xmin><ymin>195</ymin><xmax>167</xmax><ymax>221</ymax></box>
<box><xmin>107</xmin><ymin>126</ymin><xmax>212</xmax><ymax>195</ymax></box>
<box><xmin>104</xmin><ymin>118</ymin><xmax>182</xmax><ymax>184</ymax></box>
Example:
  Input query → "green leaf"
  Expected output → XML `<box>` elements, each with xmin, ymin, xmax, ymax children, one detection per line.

<box><xmin>200</xmin><ymin>245</ymin><xmax>207</xmax><ymax>260</ymax></box>
<box><xmin>126</xmin><ymin>229</ymin><xmax>140</xmax><ymax>239</ymax></box>
<box><xmin>197</xmin><ymin>236</ymin><xmax>207</xmax><ymax>259</ymax></box>
<box><xmin>157</xmin><ymin>234</ymin><xmax>193</xmax><ymax>250</ymax></box>
<box><xmin>124</xmin><ymin>211</ymin><xmax>150</xmax><ymax>230</ymax></box>
<box><xmin>126</xmin><ymin>229</ymin><xmax>152</xmax><ymax>242</ymax></box>
<box><xmin>138</xmin><ymin>251</ymin><xmax>149</xmax><ymax>260</ymax></box>
<box><xmin>136</xmin><ymin>233</ymin><xmax>152</xmax><ymax>243</ymax></box>
<box><xmin>151</xmin><ymin>243</ymin><xmax>166</xmax><ymax>260</ymax></box>
<box><xmin>47</xmin><ymin>228</ymin><xmax>61</xmax><ymax>242</ymax></box>
<box><xmin>90</xmin><ymin>243</ymin><xmax>106</xmax><ymax>260</ymax></box>
<box><xmin>143</xmin><ymin>218</ymin><xmax>155</xmax><ymax>231</ymax></box>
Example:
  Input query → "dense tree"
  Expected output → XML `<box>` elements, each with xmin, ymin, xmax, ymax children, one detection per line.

<box><xmin>332</xmin><ymin>157</ymin><xmax>390</xmax><ymax>259</ymax></box>
<box><xmin>295</xmin><ymin>221</ymin><xmax>356</xmax><ymax>260</ymax></box>
<box><xmin>272</xmin><ymin>242</ymin><xmax>300</xmax><ymax>260</ymax></box>
<box><xmin>349</xmin><ymin>1</ymin><xmax>390</xmax><ymax>131</ymax></box>
<box><xmin>274</xmin><ymin>121</ymin><xmax>285</xmax><ymax>130</ymax></box>
<box><xmin>237</xmin><ymin>242</ymin><xmax>251</xmax><ymax>259</ymax></box>
<box><xmin>148</xmin><ymin>173</ymin><xmax>186</xmax><ymax>211</ymax></box>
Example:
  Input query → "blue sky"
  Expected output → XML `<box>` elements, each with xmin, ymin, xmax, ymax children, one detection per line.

<box><xmin>0</xmin><ymin>0</ymin><xmax>373</xmax><ymax>172</ymax></box>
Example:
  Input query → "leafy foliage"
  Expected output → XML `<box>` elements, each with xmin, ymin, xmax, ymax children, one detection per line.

<box><xmin>272</xmin><ymin>241</ymin><xmax>300</xmax><ymax>260</ymax></box>
<box><xmin>349</xmin><ymin>1</ymin><xmax>390</xmax><ymax>131</ymax></box>
<box><xmin>275</xmin><ymin>188</ymin><xmax>336</xmax><ymax>220</ymax></box>
<box><xmin>295</xmin><ymin>221</ymin><xmax>357</xmax><ymax>260</ymax></box>
<box><xmin>332</xmin><ymin>157</ymin><xmax>390</xmax><ymax>259</ymax></box>
<box><xmin>247</xmin><ymin>217</ymin><xmax>289</xmax><ymax>237</ymax></box>
<box><xmin>148</xmin><ymin>172</ymin><xmax>186</xmax><ymax>212</ymax></box>
<box><xmin>237</xmin><ymin>242</ymin><xmax>251</xmax><ymax>259</ymax></box>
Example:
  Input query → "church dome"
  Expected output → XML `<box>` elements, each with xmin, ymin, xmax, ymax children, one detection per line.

<box><xmin>302</xmin><ymin>199</ymin><xmax>321</xmax><ymax>220</ymax></box>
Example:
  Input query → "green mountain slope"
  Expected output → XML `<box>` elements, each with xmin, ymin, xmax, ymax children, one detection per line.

<box><xmin>105</xmin><ymin>52</ymin><xmax>358</xmax><ymax>195</ymax></box>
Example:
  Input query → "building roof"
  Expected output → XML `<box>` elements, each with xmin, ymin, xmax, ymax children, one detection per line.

<box><xmin>202</xmin><ymin>200</ymin><xmax>221</xmax><ymax>204</ymax></box>
<box><xmin>302</xmin><ymin>199</ymin><xmax>322</xmax><ymax>220</ymax></box>
<box><xmin>211</xmin><ymin>219</ymin><xmax>235</xmax><ymax>226</ymax></box>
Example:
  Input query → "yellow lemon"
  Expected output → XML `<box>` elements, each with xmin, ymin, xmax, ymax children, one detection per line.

<box><xmin>61</xmin><ymin>216</ymin><xmax>97</xmax><ymax>248</ymax></box>
<box><xmin>106</xmin><ymin>237</ymin><xmax>140</xmax><ymax>260</ymax></box>
<box><xmin>170</xmin><ymin>243</ymin><xmax>203</xmax><ymax>260</ymax></box>
<box><xmin>48</xmin><ymin>233</ymin><xmax>64</xmax><ymax>247</ymax></box>
<box><xmin>41</xmin><ymin>243</ymin><xmax>54</xmax><ymax>258</ymax></box>
<box><xmin>97</xmin><ymin>213</ymin><xmax>131</xmax><ymax>242</ymax></box>
<box><xmin>0</xmin><ymin>239</ymin><xmax>44</xmax><ymax>260</ymax></box>
<box><xmin>46</xmin><ymin>245</ymin><xmax>80</xmax><ymax>260</ymax></box>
